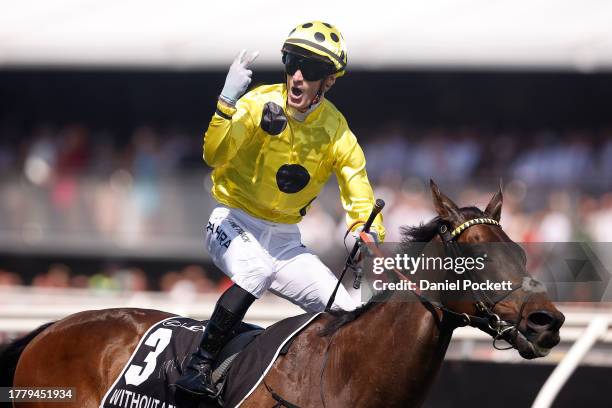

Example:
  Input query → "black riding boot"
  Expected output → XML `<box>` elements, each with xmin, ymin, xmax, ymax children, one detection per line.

<box><xmin>175</xmin><ymin>284</ymin><xmax>256</xmax><ymax>397</ymax></box>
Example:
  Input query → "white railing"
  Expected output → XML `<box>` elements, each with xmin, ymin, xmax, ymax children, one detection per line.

<box><xmin>0</xmin><ymin>287</ymin><xmax>305</xmax><ymax>339</ymax></box>
<box><xmin>2</xmin><ymin>287</ymin><xmax>612</xmax><ymax>390</ymax></box>
<box><xmin>531</xmin><ymin>316</ymin><xmax>610</xmax><ymax>408</ymax></box>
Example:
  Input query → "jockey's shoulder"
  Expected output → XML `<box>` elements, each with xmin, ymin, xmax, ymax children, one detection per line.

<box><xmin>241</xmin><ymin>83</ymin><xmax>284</xmax><ymax>104</ymax></box>
<box><xmin>236</xmin><ymin>84</ymin><xmax>284</xmax><ymax>118</ymax></box>
<box><xmin>320</xmin><ymin>97</ymin><xmax>344</xmax><ymax>120</ymax></box>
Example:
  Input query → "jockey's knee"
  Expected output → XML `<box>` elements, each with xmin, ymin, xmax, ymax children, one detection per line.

<box><xmin>230</xmin><ymin>262</ymin><xmax>275</xmax><ymax>299</ymax></box>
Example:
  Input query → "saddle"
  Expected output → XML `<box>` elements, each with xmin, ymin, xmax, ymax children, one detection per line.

<box><xmin>99</xmin><ymin>313</ymin><xmax>321</xmax><ymax>408</ymax></box>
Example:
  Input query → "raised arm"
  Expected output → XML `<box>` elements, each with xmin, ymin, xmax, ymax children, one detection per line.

<box><xmin>203</xmin><ymin>49</ymin><xmax>259</xmax><ymax>167</ymax></box>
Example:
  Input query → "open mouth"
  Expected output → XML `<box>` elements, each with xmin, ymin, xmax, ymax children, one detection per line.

<box><xmin>290</xmin><ymin>86</ymin><xmax>303</xmax><ymax>98</ymax></box>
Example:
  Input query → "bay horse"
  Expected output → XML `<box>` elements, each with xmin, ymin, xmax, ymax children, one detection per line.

<box><xmin>1</xmin><ymin>181</ymin><xmax>564</xmax><ymax>407</ymax></box>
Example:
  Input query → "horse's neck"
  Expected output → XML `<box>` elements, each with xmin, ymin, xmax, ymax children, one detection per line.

<box><xmin>345</xmin><ymin>293</ymin><xmax>453</xmax><ymax>406</ymax></box>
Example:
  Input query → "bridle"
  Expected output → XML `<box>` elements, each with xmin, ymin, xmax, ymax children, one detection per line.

<box><xmin>433</xmin><ymin>217</ymin><xmax>533</xmax><ymax>350</ymax></box>
<box><xmin>369</xmin><ymin>216</ymin><xmax>540</xmax><ymax>350</ymax></box>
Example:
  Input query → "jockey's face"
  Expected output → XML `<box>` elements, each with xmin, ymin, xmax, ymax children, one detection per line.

<box><xmin>286</xmin><ymin>71</ymin><xmax>336</xmax><ymax>112</ymax></box>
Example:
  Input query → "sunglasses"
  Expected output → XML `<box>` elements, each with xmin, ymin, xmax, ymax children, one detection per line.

<box><xmin>283</xmin><ymin>53</ymin><xmax>334</xmax><ymax>81</ymax></box>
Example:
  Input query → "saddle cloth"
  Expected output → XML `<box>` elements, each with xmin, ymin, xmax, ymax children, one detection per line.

<box><xmin>99</xmin><ymin>313</ymin><xmax>321</xmax><ymax>408</ymax></box>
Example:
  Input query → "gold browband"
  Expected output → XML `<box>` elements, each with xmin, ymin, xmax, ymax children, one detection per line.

<box><xmin>450</xmin><ymin>218</ymin><xmax>501</xmax><ymax>238</ymax></box>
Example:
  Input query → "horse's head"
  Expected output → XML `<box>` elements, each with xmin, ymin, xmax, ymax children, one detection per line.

<box><xmin>427</xmin><ymin>180</ymin><xmax>565</xmax><ymax>359</ymax></box>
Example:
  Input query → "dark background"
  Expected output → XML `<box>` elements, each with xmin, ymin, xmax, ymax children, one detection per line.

<box><xmin>426</xmin><ymin>361</ymin><xmax>609</xmax><ymax>407</ymax></box>
<box><xmin>2</xmin><ymin>69</ymin><xmax>611</xmax><ymax>132</ymax></box>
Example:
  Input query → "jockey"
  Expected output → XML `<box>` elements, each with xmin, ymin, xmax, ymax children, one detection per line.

<box><xmin>175</xmin><ymin>21</ymin><xmax>385</xmax><ymax>396</ymax></box>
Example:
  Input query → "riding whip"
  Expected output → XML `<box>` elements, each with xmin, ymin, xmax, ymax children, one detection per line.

<box><xmin>325</xmin><ymin>199</ymin><xmax>385</xmax><ymax>312</ymax></box>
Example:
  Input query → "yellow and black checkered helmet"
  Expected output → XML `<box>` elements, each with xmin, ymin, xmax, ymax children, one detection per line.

<box><xmin>282</xmin><ymin>21</ymin><xmax>348</xmax><ymax>78</ymax></box>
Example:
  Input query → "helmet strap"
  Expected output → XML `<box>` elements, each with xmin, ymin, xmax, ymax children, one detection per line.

<box><xmin>309</xmin><ymin>81</ymin><xmax>325</xmax><ymax>108</ymax></box>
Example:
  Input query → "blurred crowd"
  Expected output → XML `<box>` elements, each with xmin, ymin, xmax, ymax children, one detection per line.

<box><xmin>2</xmin><ymin>122</ymin><xmax>611</xmax><ymax>187</ymax></box>
<box><xmin>365</xmin><ymin>123</ymin><xmax>612</xmax><ymax>189</ymax></box>
<box><xmin>0</xmin><ymin>121</ymin><xmax>611</xmax><ymax>290</ymax></box>
<box><xmin>0</xmin><ymin>263</ymin><xmax>233</xmax><ymax>294</ymax></box>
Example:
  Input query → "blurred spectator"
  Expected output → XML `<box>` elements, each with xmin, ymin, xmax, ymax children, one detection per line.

<box><xmin>32</xmin><ymin>263</ymin><xmax>71</xmax><ymax>288</ymax></box>
<box><xmin>112</xmin><ymin>267</ymin><xmax>149</xmax><ymax>292</ymax></box>
<box><xmin>586</xmin><ymin>193</ymin><xmax>612</xmax><ymax>242</ymax></box>
<box><xmin>160</xmin><ymin>265</ymin><xmax>217</xmax><ymax>295</ymax></box>
<box><xmin>536</xmin><ymin>192</ymin><xmax>573</xmax><ymax>242</ymax></box>
<box><xmin>0</xmin><ymin>269</ymin><xmax>23</xmax><ymax>286</ymax></box>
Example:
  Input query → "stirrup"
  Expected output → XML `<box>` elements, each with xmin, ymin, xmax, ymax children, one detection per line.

<box><xmin>174</xmin><ymin>367</ymin><xmax>219</xmax><ymax>397</ymax></box>
<box><xmin>174</xmin><ymin>352</ymin><xmax>219</xmax><ymax>397</ymax></box>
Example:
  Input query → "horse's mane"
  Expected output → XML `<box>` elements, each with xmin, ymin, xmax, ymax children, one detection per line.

<box><xmin>319</xmin><ymin>206</ymin><xmax>484</xmax><ymax>337</ymax></box>
<box><xmin>398</xmin><ymin>206</ymin><xmax>483</xmax><ymax>248</ymax></box>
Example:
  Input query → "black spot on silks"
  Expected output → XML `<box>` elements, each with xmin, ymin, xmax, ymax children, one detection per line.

<box><xmin>302</xmin><ymin>23</ymin><xmax>313</xmax><ymax>28</ymax></box>
<box><xmin>276</xmin><ymin>164</ymin><xmax>310</xmax><ymax>194</ymax></box>
<box><xmin>330</xmin><ymin>33</ymin><xmax>339</xmax><ymax>42</ymax></box>
<box><xmin>314</xmin><ymin>32</ymin><xmax>325</xmax><ymax>42</ymax></box>
<box><xmin>323</xmin><ymin>22</ymin><xmax>332</xmax><ymax>28</ymax></box>
<box><xmin>260</xmin><ymin>102</ymin><xmax>287</xmax><ymax>136</ymax></box>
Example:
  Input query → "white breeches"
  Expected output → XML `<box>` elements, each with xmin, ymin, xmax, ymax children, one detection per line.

<box><xmin>204</xmin><ymin>206</ymin><xmax>358</xmax><ymax>312</ymax></box>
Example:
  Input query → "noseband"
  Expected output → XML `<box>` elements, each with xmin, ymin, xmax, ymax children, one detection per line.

<box><xmin>434</xmin><ymin>217</ymin><xmax>534</xmax><ymax>350</ymax></box>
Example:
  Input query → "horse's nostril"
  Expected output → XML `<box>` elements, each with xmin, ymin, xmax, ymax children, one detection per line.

<box><xmin>527</xmin><ymin>311</ymin><xmax>554</xmax><ymax>329</ymax></box>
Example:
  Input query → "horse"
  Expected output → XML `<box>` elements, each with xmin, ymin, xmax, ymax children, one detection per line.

<box><xmin>1</xmin><ymin>181</ymin><xmax>564</xmax><ymax>407</ymax></box>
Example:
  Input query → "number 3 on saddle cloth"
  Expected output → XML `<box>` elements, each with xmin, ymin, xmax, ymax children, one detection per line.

<box><xmin>99</xmin><ymin>314</ymin><xmax>320</xmax><ymax>408</ymax></box>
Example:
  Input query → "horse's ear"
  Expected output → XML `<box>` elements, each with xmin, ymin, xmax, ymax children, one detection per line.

<box><xmin>430</xmin><ymin>179</ymin><xmax>463</xmax><ymax>224</ymax></box>
<box><xmin>484</xmin><ymin>184</ymin><xmax>503</xmax><ymax>221</ymax></box>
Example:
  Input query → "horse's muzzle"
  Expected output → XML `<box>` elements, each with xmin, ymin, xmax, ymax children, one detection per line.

<box><xmin>516</xmin><ymin>309</ymin><xmax>565</xmax><ymax>359</ymax></box>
